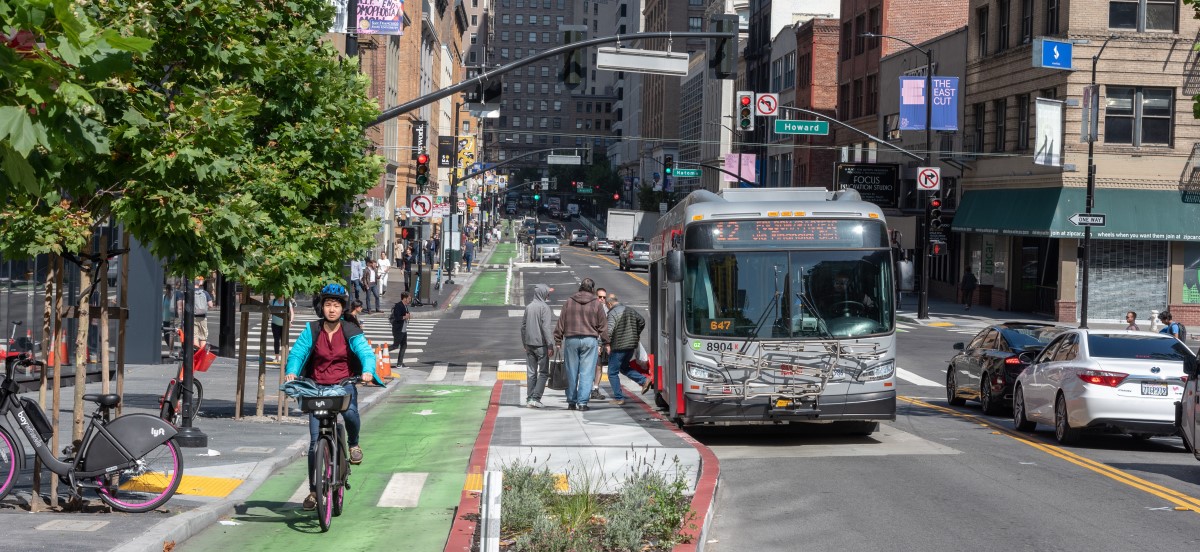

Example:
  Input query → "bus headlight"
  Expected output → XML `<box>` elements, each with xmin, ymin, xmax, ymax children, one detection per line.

<box><xmin>857</xmin><ymin>360</ymin><xmax>895</xmax><ymax>382</ymax></box>
<box><xmin>685</xmin><ymin>362</ymin><xmax>725</xmax><ymax>383</ymax></box>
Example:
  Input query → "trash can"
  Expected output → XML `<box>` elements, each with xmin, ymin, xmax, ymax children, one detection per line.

<box><xmin>417</xmin><ymin>266</ymin><xmax>433</xmax><ymax>305</ymax></box>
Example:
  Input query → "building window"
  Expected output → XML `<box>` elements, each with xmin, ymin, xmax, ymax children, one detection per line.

<box><xmin>1020</xmin><ymin>0</ymin><xmax>1034</xmax><ymax>42</ymax></box>
<box><xmin>854</xmin><ymin>14</ymin><xmax>866</xmax><ymax>55</ymax></box>
<box><xmin>784</xmin><ymin>53</ymin><xmax>795</xmax><ymax>88</ymax></box>
<box><xmin>553</xmin><ymin>117</ymin><xmax>561</xmax><ymax>128</ymax></box>
<box><xmin>1017</xmin><ymin>94</ymin><xmax>1030</xmax><ymax>149</ymax></box>
<box><xmin>772</xmin><ymin>58</ymin><xmax>782</xmax><ymax>91</ymax></box>
<box><xmin>866</xmin><ymin>74</ymin><xmax>878</xmax><ymax>116</ymax></box>
<box><xmin>471</xmin><ymin>14</ymin><xmax>477</xmax><ymax>25</ymax></box>
<box><xmin>527</xmin><ymin>100</ymin><xmax>534</xmax><ymax>110</ymax></box>
<box><xmin>798</xmin><ymin>54</ymin><xmax>812</xmax><ymax>86</ymax></box>
<box><xmin>690</xmin><ymin>0</ymin><xmax>704</xmax><ymax>5</ymax></box>
<box><xmin>516</xmin><ymin>31</ymin><xmax>523</xmax><ymax>42</ymax></box>
<box><xmin>839</xmin><ymin>83</ymin><xmax>851</xmax><ymax>119</ymax></box>
<box><xmin>1045</xmin><ymin>0</ymin><xmax>1060</xmax><ymax>34</ymax></box>
<box><xmin>541</xmin><ymin>83</ymin><xmax>549</xmax><ymax>93</ymax></box>
<box><xmin>541</xmin><ymin>66</ymin><xmax>549</xmax><ymax>77</ymax></box>
<box><xmin>540</xmin><ymin>117</ymin><xmax>549</xmax><ymax>128</ymax></box>
<box><xmin>501</xmin><ymin>31</ymin><xmax>509</xmax><ymax>41</ymax></box>
<box><xmin>997</xmin><ymin>0</ymin><xmax>1010</xmax><ymax>51</ymax></box>
<box><xmin>994</xmin><ymin>98</ymin><xmax>1007</xmax><ymax>152</ymax></box>
<box><xmin>543</xmin><ymin>32</ymin><xmax>551</xmax><ymax>42</ymax></box>
<box><xmin>502</xmin><ymin>14</ymin><xmax>509</xmax><ymax>24</ymax></box>
<box><xmin>841</xmin><ymin>22</ymin><xmax>852</xmax><ymax>61</ymax></box>
<box><xmin>1110</xmin><ymin>0</ymin><xmax>1177</xmax><ymax>31</ymax></box>
<box><xmin>470</xmin><ymin>34</ymin><xmax>477</xmax><ymax>45</ymax></box>
<box><xmin>973</xmin><ymin>103</ymin><xmax>985</xmax><ymax>153</ymax></box>
<box><xmin>469</xmin><ymin>51</ymin><xmax>477</xmax><ymax>63</ymax></box>
<box><xmin>501</xmin><ymin>48</ymin><xmax>510</xmax><ymax>59</ymax></box>
<box><xmin>852</xmin><ymin>79</ymin><xmax>864</xmax><ymax>118</ymax></box>
<box><xmin>868</xmin><ymin>8</ymin><xmax>881</xmax><ymax>48</ymax></box>
<box><xmin>529</xmin><ymin>32</ymin><xmax>537</xmax><ymax>42</ymax></box>
<box><xmin>554</xmin><ymin>101</ymin><xmax>562</xmax><ymax>111</ymax></box>
<box><xmin>1104</xmin><ymin>86</ymin><xmax>1173</xmax><ymax>145</ymax></box>
<box><xmin>977</xmin><ymin>6</ymin><xmax>989</xmax><ymax>56</ymax></box>
<box><xmin>688</xmin><ymin>17</ymin><xmax>703</xmax><ymax>32</ymax></box>
<box><xmin>513</xmin><ymin>117</ymin><xmax>522</xmax><ymax>128</ymax></box>
<box><xmin>516</xmin><ymin>14</ymin><xmax>524</xmax><ymax>24</ymax></box>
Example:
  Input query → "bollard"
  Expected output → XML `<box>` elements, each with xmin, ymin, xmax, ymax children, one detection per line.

<box><xmin>1150</xmin><ymin>310</ymin><xmax>1159</xmax><ymax>332</ymax></box>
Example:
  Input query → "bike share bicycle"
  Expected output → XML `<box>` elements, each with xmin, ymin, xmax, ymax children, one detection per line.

<box><xmin>282</xmin><ymin>377</ymin><xmax>355</xmax><ymax>532</ymax></box>
<box><xmin>0</xmin><ymin>354</ymin><xmax>183</xmax><ymax>512</ymax></box>
<box><xmin>158</xmin><ymin>339</ymin><xmax>215</xmax><ymax>425</ymax></box>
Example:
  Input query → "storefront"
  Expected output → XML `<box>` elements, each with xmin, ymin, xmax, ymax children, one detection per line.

<box><xmin>953</xmin><ymin>187</ymin><xmax>1200</xmax><ymax>323</ymax></box>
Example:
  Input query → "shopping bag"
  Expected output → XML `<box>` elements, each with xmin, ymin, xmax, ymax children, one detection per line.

<box><xmin>630</xmin><ymin>343</ymin><xmax>651</xmax><ymax>376</ymax></box>
<box><xmin>193</xmin><ymin>345</ymin><xmax>217</xmax><ymax>373</ymax></box>
<box><xmin>547</xmin><ymin>350</ymin><xmax>568</xmax><ymax>391</ymax></box>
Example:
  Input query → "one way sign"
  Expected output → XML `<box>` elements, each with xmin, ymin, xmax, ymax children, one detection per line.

<box><xmin>1068</xmin><ymin>213</ymin><xmax>1106</xmax><ymax>227</ymax></box>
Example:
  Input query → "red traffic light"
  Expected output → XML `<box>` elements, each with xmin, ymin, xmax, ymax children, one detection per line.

<box><xmin>417</xmin><ymin>153</ymin><xmax>429</xmax><ymax>164</ymax></box>
<box><xmin>740</xmin><ymin>95</ymin><xmax>752</xmax><ymax>106</ymax></box>
<box><xmin>613</xmin><ymin>193</ymin><xmax>620</xmax><ymax>201</ymax></box>
<box><xmin>929</xmin><ymin>198</ymin><xmax>942</xmax><ymax>208</ymax></box>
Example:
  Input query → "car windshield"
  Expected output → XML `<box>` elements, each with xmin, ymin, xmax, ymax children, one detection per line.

<box><xmin>684</xmin><ymin>249</ymin><xmax>893</xmax><ymax>339</ymax></box>
<box><xmin>1086</xmin><ymin>334</ymin><xmax>1196</xmax><ymax>360</ymax></box>
<box><xmin>535</xmin><ymin>237</ymin><xmax>558</xmax><ymax>245</ymax></box>
<box><xmin>1002</xmin><ymin>327</ymin><xmax>1063</xmax><ymax>349</ymax></box>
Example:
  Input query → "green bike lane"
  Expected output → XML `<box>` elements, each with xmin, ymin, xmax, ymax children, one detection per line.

<box><xmin>180</xmin><ymin>384</ymin><xmax>490</xmax><ymax>551</ymax></box>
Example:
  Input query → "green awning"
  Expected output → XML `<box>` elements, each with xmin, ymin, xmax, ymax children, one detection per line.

<box><xmin>952</xmin><ymin>188</ymin><xmax>1200</xmax><ymax>241</ymax></box>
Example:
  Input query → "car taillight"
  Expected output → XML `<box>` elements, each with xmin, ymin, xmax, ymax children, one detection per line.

<box><xmin>1077</xmin><ymin>369</ymin><xmax>1128</xmax><ymax>387</ymax></box>
<box><xmin>1003</xmin><ymin>356</ymin><xmax>1023</xmax><ymax>366</ymax></box>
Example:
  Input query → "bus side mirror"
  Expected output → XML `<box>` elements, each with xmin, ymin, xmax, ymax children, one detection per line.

<box><xmin>666</xmin><ymin>250</ymin><xmax>684</xmax><ymax>283</ymax></box>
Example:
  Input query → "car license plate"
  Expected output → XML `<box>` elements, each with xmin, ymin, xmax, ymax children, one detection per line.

<box><xmin>1141</xmin><ymin>383</ymin><xmax>1168</xmax><ymax>396</ymax></box>
<box><xmin>775</xmin><ymin>398</ymin><xmax>793</xmax><ymax>408</ymax></box>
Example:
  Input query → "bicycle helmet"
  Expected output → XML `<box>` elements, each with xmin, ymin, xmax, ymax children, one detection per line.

<box><xmin>317</xmin><ymin>283</ymin><xmax>349</xmax><ymax>309</ymax></box>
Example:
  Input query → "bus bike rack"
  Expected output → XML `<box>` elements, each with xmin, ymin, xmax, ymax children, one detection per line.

<box><xmin>701</xmin><ymin>341</ymin><xmax>886</xmax><ymax>404</ymax></box>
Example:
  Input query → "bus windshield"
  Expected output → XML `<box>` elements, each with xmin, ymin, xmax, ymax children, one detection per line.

<box><xmin>683</xmin><ymin>250</ymin><xmax>894</xmax><ymax>339</ymax></box>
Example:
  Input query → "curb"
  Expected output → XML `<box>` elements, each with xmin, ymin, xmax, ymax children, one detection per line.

<box><xmin>113</xmin><ymin>379</ymin><xmax>404</xmax><ymax>552</ymax></box>
<box><xmin>444</xmin><ymin>380</ymin><xmax>504</xmax><ymax>552</ymax></box>
<box><xmin>628</xmin><ymin>391</ymin><xmax>720</xmax><ymax>552</ymax></box>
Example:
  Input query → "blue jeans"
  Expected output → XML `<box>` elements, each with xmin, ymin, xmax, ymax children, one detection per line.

<box><xmin>608</xmin><ymin>348</ymin><xmax>647</xmax><ymax>400</ymax></box>
<box><xmin>563</xmin><ymin>336</ymin><xmax>598</xmax><ymax>406</ymax></box>
<box><xmin>307</xmin><ymin>383</ymin><xmax>360</xmax><ymax>491</ymax></box>
<box><xmin>365</xmin><ymin>283</ymin><xmax>380</xmax><ymax>312</ymax></box>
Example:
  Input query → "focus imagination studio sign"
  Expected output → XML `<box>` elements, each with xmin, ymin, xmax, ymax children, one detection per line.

<box><xmin>835</xmin><ymin>163</ymin><xmax>900</xmax><ymax>209</ymax></box>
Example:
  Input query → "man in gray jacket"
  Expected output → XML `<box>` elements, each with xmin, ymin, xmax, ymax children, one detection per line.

<box><xmin>521</xmin><ymin>283</ymin><xmax>555</xmax><ymax>408</ymax></box>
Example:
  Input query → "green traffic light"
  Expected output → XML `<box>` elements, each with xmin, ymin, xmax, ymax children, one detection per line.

<box><xmin>534</xmin><ymin>194</ymin><xmax>540</xmax><ymax>200</ymax></box>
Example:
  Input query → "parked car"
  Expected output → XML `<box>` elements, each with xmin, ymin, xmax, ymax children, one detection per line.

<box><xmin>946</xmin><ymin>323</ymin><xmax>1067</xmax><ymax>414</ymax></box>
<box><xmin>619</xmin><ymin>242</ymin><xmax>651</xmax><ymax>271</ymax></box>
<box><xmin>1013</xmin><ymin>329</ymin><xmax>1190</xmax><ymax>444</ymax></box>
<box><xmin>1174</xmin><ymin>348</ymin><xmax>1200</xmax><ymax>458</ymax></box>
<box><xmin>532</xmin><ymin>235</ymin><xmax>562</xmax><ymax>264</ymax></box>
<box><xmin>569</xmin><ymin>229</ymin><xmax>589</xmax><ymax>246</ymax></box>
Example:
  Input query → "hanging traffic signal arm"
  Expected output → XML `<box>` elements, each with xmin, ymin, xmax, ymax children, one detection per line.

<box><xmin>371</xmin><ymin>30</ymin><xmax>741</xmax><ymax>126</ymax></box>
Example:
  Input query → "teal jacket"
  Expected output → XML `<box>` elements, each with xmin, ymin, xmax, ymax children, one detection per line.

<box><xmin>285</xmin><ymin>320</ymin><xmax>385</xmax><ymax>386</ymax></box>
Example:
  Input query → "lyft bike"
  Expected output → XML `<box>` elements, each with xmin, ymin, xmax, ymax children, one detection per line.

<box><xmin>157</xmin><ymin>341</ymin><xmax>213</xmax><ymax>425</ymax></box>
<box><xmin>300</xmin><ymin>379</ymin><xmax>355</xmax><ymax>532</ymax></box>
<box><xmin>0</xmin><ymin>354</ymin><xmax>184</xmax><ymax>512</ymax></box>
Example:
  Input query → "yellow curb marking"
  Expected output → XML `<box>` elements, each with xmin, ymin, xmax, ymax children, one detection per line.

<box><xmin>929</xmin><ymin>322</ymin><xmax>955</xmax><ymax>327</ymax></box>
<box><xmin>463</xmin><ymin>471</ymin><xmax>483</xmax><ymax>492</ymax></box>
<box><xmin>122</xmin><ymin>474</ymin><xmax>244</xmax><ymax>498</ymax></box>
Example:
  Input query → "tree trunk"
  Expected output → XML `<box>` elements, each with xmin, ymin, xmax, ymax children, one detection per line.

<box><xmin>31</xmin><ymin>256</ymin><xmax>58</xmax><ymax>512</ymax></box>
<box><xmin>116</xmin><ymin>232</ymin><xmax>129</xmax><ymax>415</ymax></box>
<box><xmin>236</xmin><ymin>286</ymin><xmax>250</xmax><ymax>419</ymax></box>
<box><xmin>279</xmin><ymin>297</ymin><xmax>292</xmax><ymax>419</ymax></box>
<box><xmin>49</xmin><ymin>256</ymin><xmax>65</xmax><ymax>510</ymax></box>
<box><xmin>99</xmin><ymin>240</ymin><xmax>110</xmax><ymax>394</ymax></box>
<box><xmin>256</xmin><ymin>294</ymin><xmax>269</xmax><ymax>417</ymax></box>
<box><xmin>72</xmin><ymin>257</ymin><xmax>92</xmax><ymax>448</ymax></box>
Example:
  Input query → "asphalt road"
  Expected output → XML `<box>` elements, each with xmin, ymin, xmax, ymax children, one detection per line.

<box><xmin>542</xmin><ymin>217</ymin><xmax>1200</xmax><ymax>551</ymax></box>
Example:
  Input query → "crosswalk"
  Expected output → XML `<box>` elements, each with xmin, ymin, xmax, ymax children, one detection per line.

<box><xmin>236</xmin><ymin>315</ymin><xmax>439</xmax><ymax>364</ymax></box>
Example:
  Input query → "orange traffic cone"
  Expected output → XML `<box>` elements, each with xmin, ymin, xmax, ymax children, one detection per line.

<box><xmin>378</xmin><ymin>343</ymin><xmax>392</xmax><ymax>379</ymax></box>
<box><xmin>46</xmin><ymin>333</ymin><xmax>68</xmax><ymax>366</ymax></box>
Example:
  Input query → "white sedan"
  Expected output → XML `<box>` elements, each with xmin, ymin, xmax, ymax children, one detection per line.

<box><xmin>1012</xmin><ymin>329</ymin><xmax>1189</xmax><ymax>444</ymax></box>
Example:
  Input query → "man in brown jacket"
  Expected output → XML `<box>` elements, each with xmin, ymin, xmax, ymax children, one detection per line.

<box><xmin>553</xmin><ymin>278</ymin><xmax>609</xmax><ymax>411</ymax></box>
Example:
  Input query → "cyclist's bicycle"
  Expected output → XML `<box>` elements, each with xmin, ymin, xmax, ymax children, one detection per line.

<box><xmin>0</xmin><ymin>354</ymin><xmax>184</xmax><ymax>512</ymax></box>
<box><xmin>158</xmin><ymin>342</ymin><xmax>214</xmax><ymax>425</ymax></box>
<box><xmin>296</xmin><ymin>379</ymin><xmax>355</xmax><ymax>532</ymax></box>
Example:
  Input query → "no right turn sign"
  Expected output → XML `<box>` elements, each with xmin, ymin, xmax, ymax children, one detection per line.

<box><xmin>917</xmin><ymin>167</ymin><xmax>941</xmax><ymax>191</ymax></box>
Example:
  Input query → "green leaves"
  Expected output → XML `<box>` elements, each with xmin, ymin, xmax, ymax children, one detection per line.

<box><xmin>0</xmin><ymin>106</ymin><xmax>38</xmax><ymax>156</ymax></box>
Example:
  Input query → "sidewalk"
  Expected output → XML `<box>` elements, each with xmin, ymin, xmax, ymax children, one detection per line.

<box><xmin>445</xmin><ymin>377</ymin><xmax>721</xmax><ymax>552</ymax></box>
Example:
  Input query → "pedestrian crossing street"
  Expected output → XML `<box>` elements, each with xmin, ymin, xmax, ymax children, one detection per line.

<box><xmin>239</xmin><ymin>314</ymin><xmax>438</xmax><ymax>362</ymax></box>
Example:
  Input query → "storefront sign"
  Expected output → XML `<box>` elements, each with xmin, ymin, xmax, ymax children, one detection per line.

<box><xmin>835</xmin><ymin>163</ymin><xmax>900</xmax><ymax>208</ymax></box>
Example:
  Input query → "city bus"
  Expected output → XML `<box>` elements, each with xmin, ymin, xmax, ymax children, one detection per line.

<box><xmin>647</xmin><ymin>188</ymin><xmax>896</xmax><ymax>432</ymax></box>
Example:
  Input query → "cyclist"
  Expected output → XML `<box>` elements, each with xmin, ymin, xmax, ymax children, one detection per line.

<box><xmin>285</xmin><ymin>283</ymin><xmax>383</xmax><ymax>510</ymax></box>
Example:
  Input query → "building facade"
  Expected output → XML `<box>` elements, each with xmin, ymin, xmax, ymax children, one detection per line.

<box><xmin>792</xmin><ymin>17</ymin><xmax>840</xmax><ymax>188</ymax></box>
<box><xmin>954</xmin><ymin>0</ymin><xmax>1200</xmax><ymax>325</ymax></box>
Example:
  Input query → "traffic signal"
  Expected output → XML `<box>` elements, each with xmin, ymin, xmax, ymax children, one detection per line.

<box><xmin>400</xmin><ymin>227</ymin><xmax>416</xmax><ymax>240</ymax></box>
<box><xmin>533</xmin><ymin>193</ymin><xmax>541</xmax><ymax>201</ymax></box>
<box><xmin>708</xmin><ymin>15</ymin><xmax>738</xmax><ymax>80</ymax></box>
<box><xmin>930</xmin><ymin>240</ymin><xmax>949</xmax><ymax>257</ymax></box>
<box><xmin>928</xmin><ymin>197</ymin><xmax>944</xmax><ymax>230</ymax></box>
<box><xmin>561</xmin><ymin>29</ymin><xmax>587</xmax><ymax>89</ymax></box>
<box><xmin>415</xmin><ymin>153</ymin><xmax>430</xmax><ymax>191</ymax></box>
<box><xmin>736</xmin><ymin>91</ymin><xmax>755</xmax><ymax>131</ymax></box>
<box><xmin>664</xmin><ymin>155</ymin><xmax>674</xmax><ymax>177</ymax></box>
<box><xmin>613</xmin><ymin>193</ymin><xmax>620</xmax><ymax>201</ymax></box>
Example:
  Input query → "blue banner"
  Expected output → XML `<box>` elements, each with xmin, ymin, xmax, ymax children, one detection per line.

<box><xmin>898</xmin><ymin>76</ymin><xmax>958</xmax><ymax>131</ymax></box>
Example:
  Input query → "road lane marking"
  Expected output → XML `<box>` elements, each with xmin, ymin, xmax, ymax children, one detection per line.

<box><xmin>377</xmin><ymin>472</ymin><xmax>429</xmax><ymax>508</ymax></box>
<box><xmin>464</xmin><ymin>362</ymin><xmax>482</xmax><ymax>382</ymax></box>
<box><xmin>427</xmin><ymin>363</ymin><xmax>448</xmax><ymax>381</ymax></box>
<box><xmin>895</xmin><ymin>368</ymin><xmax>940</xmax><ymax>387</ymax></box>
<box><xmin>461</xmin><ymin>310</ymin><xmax>481</xmax><ymax>319</ymax></box>
<box><xmin>585</xmin><ymin>252</ymin><xmax>649</xmax><ymax>285</ymax></box>
<box><xmin>899</xmin><ymin>396</ymin><xmax>1200</xmax><ymax>513</ymax></box>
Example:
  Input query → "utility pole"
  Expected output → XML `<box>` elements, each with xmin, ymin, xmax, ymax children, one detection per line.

<box><xmin>447</xmin><ymin>103</ymin><xmax>461</xmax><ymax>286</ymax></box>
<box><xmin>1080</xmin><ymin>36</ymin><xmax>1115</xmax><ymax>329</ymax></box>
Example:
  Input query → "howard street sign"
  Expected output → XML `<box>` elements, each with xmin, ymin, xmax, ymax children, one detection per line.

<box><xmin>774</xmin><ymin>120</ymin><xmax>829</xmax><ymax>135</ymax></box>
<box><xmin>1068</xmin><ymin>213</ymin><xmax>1106</xmax><ymax>226</ymax></box>
<box><xmin>674</xmin><ymin>168</ymin><xmax>702</xmax><ymax>177</ymax></box>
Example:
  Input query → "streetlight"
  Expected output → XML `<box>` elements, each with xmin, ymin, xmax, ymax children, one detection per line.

<box><xmin>1079</xmin><ymin>35</ymin><xmax>1117</xmax><ymax>329</ymax></box>
<box><xmin>863</xmin><ymin>32</ymin><xmax>934</xmax><ymax>320</ymax></box>
<box><xmin>705</xmin><ymin>120</ymin><xmax>746</xmax><ymax>188</ymax></box>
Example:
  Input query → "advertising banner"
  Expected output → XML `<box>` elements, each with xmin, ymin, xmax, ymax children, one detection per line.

<box><xmin>722</xmin><ymin>153</ymin><xmax>756</xmax><ymax>184</ymax></box>
<box><xmin>356</xmin><ymin>0</ymin><xmax>405</xmax><ymax>36</ymax></box>
<box><xmin>1034</xmin><ymin>98</ymin><xmax>1063</xmax><ymax>167</ymax></box>
<box><xmin>456</xmin><ymin>136</ymin><xmax>476</xmax><ymax>179</ymax></box>
<box><xmin>411</xmin><ymin>120</ymin><xmax>427</xmax><ymax>159</ymax></box>
<box><xmin>899</xmin><ymin>76</ymin><xmax>958</xmax><ymax>131</ymax></box>
<box><xmin>437</xmin><ymin>136</ymin><xmax>453</xmax><ymax>167</ymax></box>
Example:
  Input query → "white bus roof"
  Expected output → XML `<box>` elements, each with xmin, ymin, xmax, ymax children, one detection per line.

<box><xmin>665</xmin><ymin>188</ymin><xmax>886</xmax><ymax>223</ymax></box>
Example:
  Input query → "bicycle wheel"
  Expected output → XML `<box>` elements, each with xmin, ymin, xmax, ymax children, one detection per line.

<box><xmin>314</xmin><ymin>438</ymin><xmax>334</xmax><ymax>531</ymax></box>
<box><xmin>0</xmin><ymin>425</ymin><xmax>19</xmax><ymax>503</ymax></box>
<box><xmin>96</xmin><ymin>438</ymin><xmax>184</xmax><ymax>513</ymax></box>
<box><xmin>332</xmin><ymin>434</ymin><xmax>346</xmax><ymax>517</ymax></box>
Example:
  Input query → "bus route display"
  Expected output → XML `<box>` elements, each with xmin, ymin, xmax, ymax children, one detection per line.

<box><xmin>686</xmin><ymin>219</ymin><xmax>888</xmax><ymax>249</ymax></box>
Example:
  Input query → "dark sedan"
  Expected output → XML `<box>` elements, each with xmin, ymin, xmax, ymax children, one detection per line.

<box><xmin>946</xmin><ymin>322</ymin><xmax>1067</xmax><ymax>414</ymax></box>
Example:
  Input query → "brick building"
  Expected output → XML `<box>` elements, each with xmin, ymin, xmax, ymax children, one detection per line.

<box><xmin>792</xmin><ymin>18</ymin><xmax>840</xmax><ymax>188</ymax></box>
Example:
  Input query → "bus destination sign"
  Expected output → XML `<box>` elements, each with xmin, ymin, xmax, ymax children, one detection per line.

<box><xmin>713</xmin><ymin>219</ymin><xmax>842</xmax><ymax>243</ymax></box>
<box><xmin>688</xmin><ymin>219</ymin><xmax>889</xmax><ymax>249</ymax></box>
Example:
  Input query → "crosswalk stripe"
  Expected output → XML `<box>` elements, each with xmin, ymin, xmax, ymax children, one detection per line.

<box><xmin>377</xmin><ymin>472</ymin><xmax>428</xmax><ymax>508</ymax></box>
<box><xmin>461</xmin><ymin>310</ymin><xmax>481</xmax><ymax>319</ymax></box>
<box><xmin>427</xmin><ymin>363</ymin><xmax>448</xmax><ymax>381</ymax></box>
<box><xmin>509</xmin><ymin>310</ymin><xmax>523</xmax><ymax>317</ymax></box>
<box><xmin>464</xmin><ymin>362</ymin><xmax>481</xmax><ymax>382</ymax></box>
<box><xmin>896</xmin><ymin>368</ymin><xmax>941</xmax><ymax>387</ymax></box>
